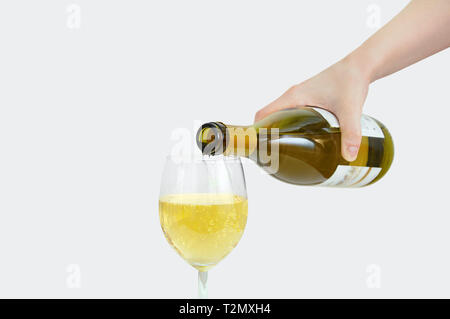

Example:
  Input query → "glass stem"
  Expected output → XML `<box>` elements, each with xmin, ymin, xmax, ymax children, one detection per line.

<box><xmin>198</xmin><ymin>271</ymin><xmax>208</xmax><ymax>299</ymax></box>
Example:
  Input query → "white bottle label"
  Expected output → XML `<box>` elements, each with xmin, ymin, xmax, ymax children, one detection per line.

<box><xmin>311</xmin><ymin>107</ymin><xmax>384</xmax><ymax>187</ymax></box>
<box><xmin>311</xmin><ymin>107</ymin><xmax>384</xmax><ymax>138</ymax></box>
<box><xmin>319</xmin><ymin>165</ymin><xmax>382</xmax><ymax>187</ymax></box>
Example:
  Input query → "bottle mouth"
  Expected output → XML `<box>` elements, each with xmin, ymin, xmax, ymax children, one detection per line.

<box><xmin>196</xmin><ymin>122</ymin><xmax>227</xmax><ymax>155</ymax></box>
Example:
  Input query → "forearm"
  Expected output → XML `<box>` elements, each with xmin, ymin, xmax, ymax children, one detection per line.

<box><xmin>347</xmin><ymin>0</ymin><xmax>450</xmax><ymax>83</ymax></box>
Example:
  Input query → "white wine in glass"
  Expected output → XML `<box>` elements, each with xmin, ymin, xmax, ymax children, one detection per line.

<box><xmin>159</xmin><ymin>156</ymin><xmax>248</xmax><ymax>298</ymax></box>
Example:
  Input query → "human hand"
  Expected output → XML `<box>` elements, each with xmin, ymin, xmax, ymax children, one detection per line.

<box><xmin>255</xmin><ymin>0</ymin><xmax>450</xmax><ymax>162</ymax></box>
<box><xmin>254</xmin><ymin>57</ymin><xmax>370</xmax><ymax>162</ymax></box>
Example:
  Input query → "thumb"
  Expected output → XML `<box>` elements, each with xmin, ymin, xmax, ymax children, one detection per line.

<box><xmin>337</xmin><ymin>109</ymin><xmax>362</xmax><ymax>162</ymax></box>
<box><xmin>254</xmin><ymin>86</ymin><xmax>299</xmax><ymax>123</ymax></box>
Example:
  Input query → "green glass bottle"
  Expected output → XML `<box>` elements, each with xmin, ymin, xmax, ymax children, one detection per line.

<box><xmin>196</xmin><ymin>107</ymin><xmax>394</xmax><ymax>187</ymax></box>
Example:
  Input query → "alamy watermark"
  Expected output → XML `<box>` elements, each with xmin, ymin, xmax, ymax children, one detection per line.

<box><xmin>66</xmin><ymin>264</ymin><xmax>82</xmax><ymax>288</ymax></box>
<box><xmin>170</xmin><ymin>121</ymin><xmax>280</xmax><ymax>174</ymax></box>
<box><xmin>66</xmin><ymin>4</ymin><xmax>81</xmax><ymax>29</ymax></box>
<box><xmin>366</xmin><ymin>264</ymin><xmax>381</xmax><ymax>289</ymax></box>
<box><xmin>366</xmin><ymin>4</ymin><xmax>381</xmax><ymax>30</ymax></box>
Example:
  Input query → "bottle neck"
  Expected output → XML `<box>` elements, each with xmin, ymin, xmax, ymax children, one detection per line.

<box><xmin>196</xmin><ymin>122</ymin><xmax>257</xmax><ymax>157</ymax></box>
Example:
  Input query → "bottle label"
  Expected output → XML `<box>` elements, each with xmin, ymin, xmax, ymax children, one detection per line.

<box><xmin>311</xmin><ymin>107</ymin><xmax>384</xmax><ymax>138</ymax></box>
<box><xmin>319</xmin><ymin>165</ymin><xmax>382</xmax><ymax>187</ymax></box>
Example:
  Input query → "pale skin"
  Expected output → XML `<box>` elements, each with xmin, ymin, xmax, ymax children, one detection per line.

<box><xmin>255</xmin><ymin>0</ymin><xmax>450</xmax><ymax>161</ymax></box>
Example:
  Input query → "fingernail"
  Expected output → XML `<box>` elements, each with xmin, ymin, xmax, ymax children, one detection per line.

<box><xmin>346</xmin><ymin>145</ymin><xmax>358</xmax><ymax>161</ymax></box>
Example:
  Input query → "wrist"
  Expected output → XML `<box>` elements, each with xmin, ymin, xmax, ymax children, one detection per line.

<box><xmin>341</xmin><ymin>50</ymin><xmax>378</xmax><ymax>84</ymax></box>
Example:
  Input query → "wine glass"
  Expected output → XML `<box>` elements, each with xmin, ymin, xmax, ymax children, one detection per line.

<box><xmin>159</xmin><ymin>155</ymin><xmax>248</xmax><ymax>298</ymax></box>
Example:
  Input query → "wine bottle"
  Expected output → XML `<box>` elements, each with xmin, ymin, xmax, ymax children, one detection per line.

<box><xmin>196</xmin><ymin>106</ymin><xmax>394</xmax><ymax>187</ymax></box>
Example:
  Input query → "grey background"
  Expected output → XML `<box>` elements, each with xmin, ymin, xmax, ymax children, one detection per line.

<box><xmin>0</xmin><ymin>0</ymin><xmax>449</xmax><ymax>298</ymax></box>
